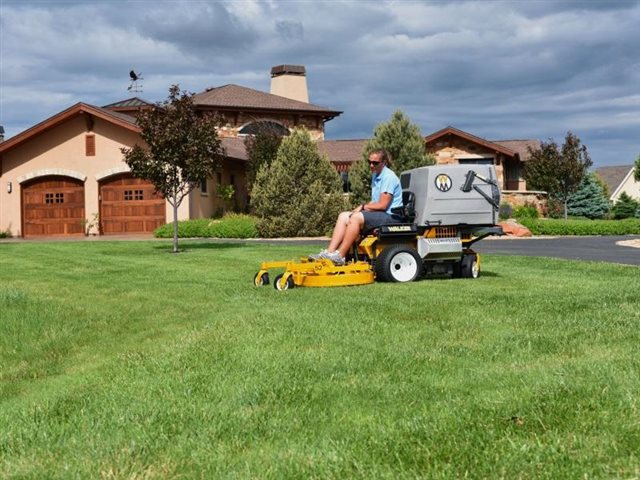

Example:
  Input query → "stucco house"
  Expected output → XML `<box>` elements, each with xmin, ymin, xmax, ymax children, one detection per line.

<box><xmin>0</xmin><ymin>66</ymin><xmax>340</xmax><ymax>237</ymax></box>
<box><xmin>0</xmin><ymin>64</ymin><xmax>540</xmax><ymax>238</ymax></box>
<box><xmin>595</xmin><ymin>165</ymin><xmax>640</xmax><ymax>202</ymax></box>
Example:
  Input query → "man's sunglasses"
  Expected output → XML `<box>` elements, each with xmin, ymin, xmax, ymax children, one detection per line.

<box><xmin>368</xmin><ymin>160</ymin><xmax>381</xmax><ymax>165</ymax></box>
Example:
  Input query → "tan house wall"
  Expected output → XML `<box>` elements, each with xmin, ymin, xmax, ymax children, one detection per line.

<box><xmin>612</xmin><ymin>170</ymin><xmax>640</xmax><ymax>202</ymax></box>
<box><xmin>190</xmin><ymin>158</ymin><xmax>248</xmax><ymax>218</ymax></box>
<box><xmin>0</xmin><ymin>116</ymin><xmax>188</xmax><ymax>236</ymax></box>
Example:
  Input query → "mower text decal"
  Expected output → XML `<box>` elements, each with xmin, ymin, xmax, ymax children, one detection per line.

<box><xmin>435</xmin><ymin>174</ymin><xmax>452</xmax><ymax>192</ymax></box>
<box><xmin>386</xmin><ymin>225</ymin><xmax>413</xmax><ymax>232</ymax></box>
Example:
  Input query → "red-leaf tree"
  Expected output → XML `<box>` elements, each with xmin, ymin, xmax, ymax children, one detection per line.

<box><xmin>121</xmin><ymin>85</ymin><xmax>224</xmax><ymax>252</ymax></box>
<box><xmin>524</xmin><ymin>132</ymin><xmax>593</xmax><ymax>219</ymax></box>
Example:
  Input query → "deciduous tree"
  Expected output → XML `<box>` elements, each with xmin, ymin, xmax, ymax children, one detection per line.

<box><xmin>350</xmin><ymin>110</ymin><xmax>435</xmax><ymax>205</ymax></box>
<box><xmin>524</xmin><ymin>132</ymin><xmax>592</xmax><ymax>219</ymax></box>
<box><xmin>244</xmin><ymin>121</ymin><xmax>285</xmax><ymax>194</ymax></box>
<box><xmin>121</xmin><ymin>85</ymin><xmax>224</xmax><ymax>252</ymax></box>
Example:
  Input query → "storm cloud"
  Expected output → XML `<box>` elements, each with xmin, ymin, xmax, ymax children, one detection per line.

<box><xmin>1</xmin><ymin>0</ymin><xmax>638</xmax><ymax>167</ymax></box>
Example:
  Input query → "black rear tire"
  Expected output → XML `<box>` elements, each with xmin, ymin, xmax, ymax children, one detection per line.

<box><xmin>375</xmin><ymin>245</ymin><xmax>423</xmax><ymax>282</ymax></box>
<box><xmin>461</xmin><ymin>253</ymin><xmax>479</xmax><ymax>279</ymax></box>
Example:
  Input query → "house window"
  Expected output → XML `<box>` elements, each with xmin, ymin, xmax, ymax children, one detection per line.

<box><xmin>201</xmin><ymin>179</ymin><xmax>208</xmax><ymax>194</ymax></box>
<box><xmin>230</xmin><ymin>174</ymin><xmax>236</xmax><ymax>186</ymax></box>
<box><xmin>238</xmin><ymin>121</ymin><xmax>289</xmax><ymax>136</ymax></box>
<box><xmin>86</xmin><ymin>135</ymin><xmax>96</xmax><ymax>156</ymax></box>
<box><xmin>458</xmin><ymin>158</ymin><xmax>494</xmax><ymax>165</ymax></box>
<box><xmin>124</xmin><ymin>190</ymin><xmax>144</xmax><ymax>200</ymax></box>
<box><xmin>45</xmin><ymin>193</ymin><xmax>64</xmax><ymax>204</ymax></box>
<box><xmin>216</xmin><ymin>172</ymin><xmax>222</xmax><ymax>185</ymax></box>
<box><xmin>340</xmin><ymin>172</ymin><xmax>350</xmax><ymax>193</ymax></box>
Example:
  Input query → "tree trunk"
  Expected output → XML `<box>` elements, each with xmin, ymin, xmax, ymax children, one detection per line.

<box><xmin>172</xmin><ymin>203</ymin><xmax>179</xmax><ymax>253</ymax></box>
<box><xmin>564</xmin><ymin>199</ymin><xmax>568</xmax><ymax>220</ymax></box>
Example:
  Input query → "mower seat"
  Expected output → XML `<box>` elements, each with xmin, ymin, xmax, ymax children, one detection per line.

<box><xmin>390</xmin><ymin>191</ymin><xmax>416</xmax><ymax>223</ymax></box>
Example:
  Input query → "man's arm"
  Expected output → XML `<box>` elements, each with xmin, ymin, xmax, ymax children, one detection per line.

<box><xmin>361</xmin><ymin>192</ymin><xmax>393</xmax><ymax>212</ymax></box>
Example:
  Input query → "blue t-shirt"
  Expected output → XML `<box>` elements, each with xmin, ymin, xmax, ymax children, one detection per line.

<box><xmin>371</xmin><ymin>166</ymin><xmax>403</xmax><ymax>214</ymax></box>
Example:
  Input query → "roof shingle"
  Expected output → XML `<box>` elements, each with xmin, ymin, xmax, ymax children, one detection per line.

<box><xmin>192</xmin><ymin>84</ymin><xmax>341</xmax><ymax>118</ymax></box>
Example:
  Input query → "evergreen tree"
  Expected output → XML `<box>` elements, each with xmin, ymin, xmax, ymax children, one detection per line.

<box><xmin>251</xmin><ymin>128</ymin><xmax>345</xmax><ymax>237</ymax></box>
<box><xmin>567</xmin><ymin>173</ymin><xmax>610</xmax><ymax>219</ymax></box>
<box><xmin>350</xmin><ymin>110</ymin><xmax>435</xmax><ymax>205</ymax></box>
<box><xmin>524</xmin><ymin>131</ymin><xmax>592</xmax><ymax>219</ymax></box>
<box><xmin>634</xmin><ymin>153</ymin><xmax>640</xmax><ymax>182</ymax></box>
<box><xmin>611</xmin><ymin>192</ymin><xmax>639</xmax><ymax>219</ymax></box>
<box><xmin>244</xmin><ymin>122</ymin><xmax>284</xmax><ymax>193</ymax></box>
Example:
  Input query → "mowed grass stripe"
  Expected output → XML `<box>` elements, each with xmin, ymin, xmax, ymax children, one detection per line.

<box><xmin>0</xmin><ymin>241</ymin><xmax>639</xmax><ymax>478</ymax></box>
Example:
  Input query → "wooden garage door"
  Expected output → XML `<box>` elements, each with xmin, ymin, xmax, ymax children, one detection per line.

<box><xmin>99</xmin><ymin>174</ymin><xmax>165</xmax><ymax>234</ymax></box>
<box><xmin>22</xmin><ymin>176</ymin><xmax>85</xmax><ymax>237</ymax></box>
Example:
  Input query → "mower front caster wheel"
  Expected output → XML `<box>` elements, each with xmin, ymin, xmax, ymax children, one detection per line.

<box><xmin>273</xmin><ymin>273</ymin><xmax>295</xmax><ymax>291</ymax></box>
<box><xmin>254</xmin><ymin>271</ymin><xmax>270</xmax><ymax>287</ymax></box>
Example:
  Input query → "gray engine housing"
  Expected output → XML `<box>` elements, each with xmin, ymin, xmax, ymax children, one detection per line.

<box><xmin>400</xmin><ymin>164</ymin><xmax>501</xmax><ymax>227</ymax></box>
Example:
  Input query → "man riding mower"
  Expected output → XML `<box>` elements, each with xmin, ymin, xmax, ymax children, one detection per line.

<box><xmin>254</xmin><ymin>164</ymin><xmax>503</xmax><ymax>290</ymax></box>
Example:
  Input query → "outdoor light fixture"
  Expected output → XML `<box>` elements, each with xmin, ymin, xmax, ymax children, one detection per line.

<box><xmin>6</xmin><ymin>182</ymin><xmax>11</xmax><ymax>194</ymax></box>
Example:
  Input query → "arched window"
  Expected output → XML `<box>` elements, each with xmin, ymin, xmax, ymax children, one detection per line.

<box><xmin>238</xmin><ymin>121</ymin><xmax>289</xmax><ymax>136</ymax></box>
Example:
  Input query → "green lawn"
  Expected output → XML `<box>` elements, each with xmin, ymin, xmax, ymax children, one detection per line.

<box><xmin>1</xmin><ymin>240</ymin><xmax>639</xmax><ymax>479</ymax></box>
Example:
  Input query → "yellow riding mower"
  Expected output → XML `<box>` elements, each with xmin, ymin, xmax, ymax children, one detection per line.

<box><xmin>254</xmin><ymin>164</ymin><xmax>503</xmax><ymax>290</ymax></box>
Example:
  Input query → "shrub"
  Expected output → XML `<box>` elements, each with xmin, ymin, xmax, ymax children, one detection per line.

<box><xmin>0</xmin><ymin>229</ymin><xmax>11</xmax><ymax>239</ymax></box>
<box><xmin>612</xmin><ymin>192</ymin><xmax>640</xmax><ymax>220</ymax></box>
<box><xmin>498</xmin><ymin>202</ymin><xmax>513</xmax><ymax>220</ymax></box>
<box><xmin>519</xmin><ymin>218</ymin><xmax>640</xmax><ymax>236</ymax></box>
<box><xmin>251</xmin><ymin>128</ymin><xmax>345</xmax><ymax>238</ymax></box>
<box><xmin>513</xmin><ymin>203</ymin><xmax>538</xmax><ymax>220</ymax></box>
<box><xmin>154</xmin><ymin>214</ymin><xmax>258</xmax><ymax>238</ymax></box>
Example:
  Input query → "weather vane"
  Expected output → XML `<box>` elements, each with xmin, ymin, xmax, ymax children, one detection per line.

<box><xmin>128</xmin><ymin>70</ymin><xmax>143</xmax><ymax>93</ymax></box>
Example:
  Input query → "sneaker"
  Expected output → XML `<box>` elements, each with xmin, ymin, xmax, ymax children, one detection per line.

<box><xmin>308</xmin><ymin>249</ymin><xmax>328</xmax><ymax>261</ymax></box>
<box><xmin>321</xmin><ymin>250</ymin><xmax>346</xmax><ymax>266</ymax></box>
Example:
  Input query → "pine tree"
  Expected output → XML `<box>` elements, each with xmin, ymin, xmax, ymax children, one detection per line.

<box><xmin>567</xmin><ymin>173</ymin><xmax>610</xmax><ymax>219</ymax></box>
<box><xmin>634</xmin><ymin>153</ymin><xmax>640</xmax><ymax>182</ymax></box>
<box><xmin>612</xmin><ymin>192</ymin><xmax>640</xmax><ymax>219</ymax></box>
<box><xmin>251</xmin><ymin>128</ymin><xmax>345</xmax><ymax>237</ymax></box>
<box><xmin>350</xmin><ymin>110</ymin><xmax>435</xmax><ymax>205</ymax></box>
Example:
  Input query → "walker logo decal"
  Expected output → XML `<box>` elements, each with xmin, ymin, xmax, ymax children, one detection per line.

<box><xmin>435</xmin><ymin>174</ymin><xmax>452</xmax><ymax>192</ymax></box>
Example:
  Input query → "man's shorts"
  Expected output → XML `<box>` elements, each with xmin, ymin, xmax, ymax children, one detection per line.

<box><xmin>362</xmin><ymin>211</ymin><xmax>403</xmax><ymax>231</ymax></box>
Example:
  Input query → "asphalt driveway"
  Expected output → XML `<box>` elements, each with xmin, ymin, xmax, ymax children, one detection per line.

<box><xmin>474</xmin><ymin>235</ymin><xmax>640</xmax><ymax>266</ymax></box>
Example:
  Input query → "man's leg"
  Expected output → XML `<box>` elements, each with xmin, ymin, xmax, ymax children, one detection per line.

<box><xmin>337</xmin><ymin>212</ymin><xmax>364</xmax><ymax>258</ymax></box>
<box><xmin>327</xmin><ymin>211</ymin><xmax>352</xmax><ymax>252</ymax></box>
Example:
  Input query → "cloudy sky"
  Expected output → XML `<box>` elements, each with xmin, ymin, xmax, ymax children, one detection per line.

<box><xmin>1</xmin><ymin>0</ymin><xmax>638</xmax><ymax>167</ymax></box>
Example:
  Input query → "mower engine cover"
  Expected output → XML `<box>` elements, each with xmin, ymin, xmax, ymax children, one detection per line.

<box><xmin>400</xmin><ymin>164</ymin><xmax>501</xmax><ymax>227</ymax></box>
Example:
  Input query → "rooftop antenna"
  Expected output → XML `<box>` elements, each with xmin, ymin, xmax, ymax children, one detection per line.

<box><xmin>128</xmin><ymin>70</ymin><xmax>143</xmax><ymax>93</ymax></box>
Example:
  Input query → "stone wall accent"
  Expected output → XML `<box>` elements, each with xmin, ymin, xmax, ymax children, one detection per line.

<box><xmin>502</xmin><ymin>190</ymin><xmax>547</xmax><ymax>215</ymax></box>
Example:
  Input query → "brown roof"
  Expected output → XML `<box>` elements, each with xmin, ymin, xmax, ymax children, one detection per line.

<box><xmin>492</xmin><ymin>139</ymin><xmax>541</xmax><ymax>161</ymax></box>
<box><xmin>595</xmin><ymin>165</ymin><xmax>634</xmax><ymax>196</ymax></box>
<box><xmin>102</xmin><ymin>97</ymin><xmax>154</xmax><ymax>109</ymax></box>
<box><xmin>424</xmin><ymin>126</ymin><xmax>517</xmax><ymax>157</ymax></box>
<box><xmin>192</xmin><ymin>84</ymin><xmax>341</xmax><ymax>119</ymax></box>
<box><xmin>317</xmin><ymin>139</ymin><xmax>367</xmax><ymax>163</ymax></box>
<box><xmin>0</xmin><ymin>103</ymin><xmax>139</xmax><ymax>155</ymax></box>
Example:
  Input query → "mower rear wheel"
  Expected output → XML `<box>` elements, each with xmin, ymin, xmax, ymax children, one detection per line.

<box><xmin>376</xmin><ymin>245</ymin><xmax>423</xmax><ymax>282</ymax></box>
<box><xmin>253</xmin><ymin>271</ymin><xmax>269</xmax><ymax>287</ymax></box>
<box><xmin>461</xmin><ymin>253</ymin><xmax>479</xmax><ymax>279</ymax></box>
<box><xmin>273</xmin><ymin>273</ymin><xmax>295</xmax><ymax>290</ymax></box>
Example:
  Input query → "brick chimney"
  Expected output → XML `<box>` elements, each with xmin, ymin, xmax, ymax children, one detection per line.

<box><xmin>270</xmin><ymin>65</ymin><xmax>309</xmax><ymax>103</ymax></box>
